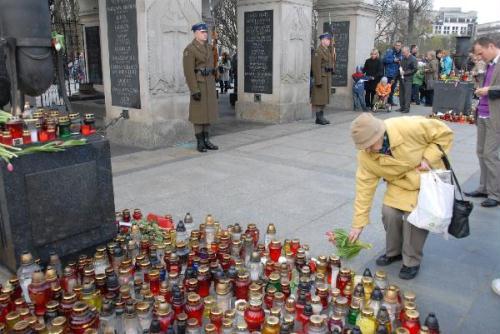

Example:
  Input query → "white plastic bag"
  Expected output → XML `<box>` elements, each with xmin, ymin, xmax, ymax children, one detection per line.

<box><xmin>408</xmin><ymin>170</ymin><xmax>455</xmax><ymax>236</ymax></box>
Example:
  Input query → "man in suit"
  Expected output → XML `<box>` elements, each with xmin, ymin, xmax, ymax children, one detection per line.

<box><xmin>465</xmin><ymin>37</ymin><xmax>500</xmax><ymax>208</ymax></box>
<box><xmin>396</xmin><ymin>47</ymin><xmax>417</xmax><ymax>113</ymax></box>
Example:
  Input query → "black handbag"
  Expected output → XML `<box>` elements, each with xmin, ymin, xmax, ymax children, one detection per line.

<box><xmin>437</xmin><ymin>145</ymin><xmax>473</xmax><ymax>238</ymax></box>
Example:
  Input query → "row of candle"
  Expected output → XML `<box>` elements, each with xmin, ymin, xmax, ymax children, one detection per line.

<box><xmin>0</xmin><ymin>210</ymin><xmax>441</xmax><ymax>334</ymax></box>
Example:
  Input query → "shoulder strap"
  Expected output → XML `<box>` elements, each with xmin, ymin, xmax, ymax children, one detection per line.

<box><xmin>436</xmin><ymin>144</ymin><xmax>464</xmax><ymax>200</ymax></box>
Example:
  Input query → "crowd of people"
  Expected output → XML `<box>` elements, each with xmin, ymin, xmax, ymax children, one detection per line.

<box><xmin>347</xmin><ymin>36</ymin><xmax>500</xmax><ymax>286</ymax></box>
<box><xmin>352</xmin><ymin>40</ymin><xmax>472</xmax><ymax>113</ymax></box>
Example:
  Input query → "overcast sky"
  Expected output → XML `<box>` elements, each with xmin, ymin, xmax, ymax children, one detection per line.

<box><xmin>433</xmin><ymin>0</ymin><xmax>500</xmax><ymax>24</ymax></box>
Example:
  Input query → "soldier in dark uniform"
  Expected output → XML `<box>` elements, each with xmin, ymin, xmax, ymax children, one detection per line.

<box><xmin>311</xmin><ymin>33</ymin><xmax>335</xmax><ymax>125</ymax></box>
<box><xmin>183</xmin><ymin>22</ymin><xmax>219</xmax><ymax>153</ymax></box>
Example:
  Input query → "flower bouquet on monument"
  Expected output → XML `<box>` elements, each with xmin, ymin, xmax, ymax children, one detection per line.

<box><xmin>326</xmin><ymin>228</ymin><xmax>372</xmax><ymax>259</ymax></box>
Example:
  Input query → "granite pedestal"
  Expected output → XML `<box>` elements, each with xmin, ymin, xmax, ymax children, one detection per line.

<box><xmin>433</xmin><ymin>81</ymin><xmax>474</xmax><ymax>115</ymax></box>
<box><xmin>0</xmin><ymin>136</ymin><xmax>116</xmax><ymax>271</ymax></box>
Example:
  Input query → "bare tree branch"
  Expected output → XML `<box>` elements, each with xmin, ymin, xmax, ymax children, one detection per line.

<box><xmin>213</xmin><ymin>0</ymin><xmax>238</xmax><ymax>52</ymax></box>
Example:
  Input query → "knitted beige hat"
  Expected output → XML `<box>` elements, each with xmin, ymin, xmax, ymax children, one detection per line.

<box><xmin>350</xmin><ymin>113</ymin><xmax>386</xmax><ymax>150</ymax></box>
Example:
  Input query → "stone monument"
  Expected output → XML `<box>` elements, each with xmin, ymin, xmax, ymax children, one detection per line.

<box><xmin>236</xmin><ymin>0</ymin><xmax>313</xmax><ymax>123</ymax></box>
<box><xmin>98</xmin><ymin>0</ymin><xmax>202</xmax><ymax>149</ymax></box>
<box><xmin>315</xmin><ymin>0</ymin><xmax>377</xmax><ymax>110</ymax></box>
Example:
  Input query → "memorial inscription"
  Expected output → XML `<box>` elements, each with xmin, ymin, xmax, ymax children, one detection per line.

<box><xmin>244</xmin><ymin>10</ymin><xmax>273</xmax><ymax>94</ymax></box>
<box><xmin>106</xmin><ymin>0</ymin><xmax>141</xmax><ymax>109</ymax></box>
<box><xmin>323</xmin><ymin>21</ymin><xmax>349</xmax><ymax>87</ymax></box>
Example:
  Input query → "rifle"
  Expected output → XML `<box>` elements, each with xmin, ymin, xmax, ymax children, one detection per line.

<box><xmin>209</xmin><ymin>0</ymin><xmax>220</xmax><ymax>81</ymax></box>
<box><xmin>328</xmin><ymin>12</ymin><xmax>337</xmax><ymax>72</ymax></box>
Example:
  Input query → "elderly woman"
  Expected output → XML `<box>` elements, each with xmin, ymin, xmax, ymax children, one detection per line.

<box><xmin>423</xmin><ymin>50</ymin><xmax>439</xmax><ymax>106</ymax></box>
<box><xmin>348</xmin><ymin>113</ymin><xmax>453</xmax><ymax>279</ymax></box>
<box><xmin>363</xmin><ymin>49</ymin><xmax>384</xmax><ymax>109</ymax></box>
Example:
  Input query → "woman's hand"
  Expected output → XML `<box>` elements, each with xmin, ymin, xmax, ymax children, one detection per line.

<box><xmin>416</xmin><ymin>159</ymin><xmax>430</xmax><ymax>171</ymax></box>
<box><xmin>348</xmin><ymin>227</ymin><xmax>363</xmax><ymax>243</ymax></box>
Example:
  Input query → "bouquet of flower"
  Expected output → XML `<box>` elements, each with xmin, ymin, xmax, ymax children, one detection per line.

<box><xmin>326</xmin><ymin>228</ymin><xmax>372</xmax><ymax>259</ymax></box>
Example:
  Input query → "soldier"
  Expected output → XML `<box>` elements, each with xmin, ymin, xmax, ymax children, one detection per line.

<box><xmin>183</xmin><ymin>22</ymin><xmax>219</xmax><ymax>153</ymax></box>
<box><xmin>311</xmin><ymin>32</ymin><xmax>335</xmax><ymax>125</ymax></box>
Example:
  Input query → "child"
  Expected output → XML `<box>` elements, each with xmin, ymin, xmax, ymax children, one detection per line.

<box><xmin>373</xmin><ymin>77</ymin><xmax>392</xmax><ymax>111</ymax></box>
<box><xmin>352</xmin><ymin>66</ymin><xmax>369</xmax><ymax>111</ymax></box>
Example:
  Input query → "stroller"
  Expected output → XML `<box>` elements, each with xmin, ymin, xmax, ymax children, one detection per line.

<box><xmin>372</xmin><ymin>96</ymin><xmax>391</xmax><ymax>112</ymax></box>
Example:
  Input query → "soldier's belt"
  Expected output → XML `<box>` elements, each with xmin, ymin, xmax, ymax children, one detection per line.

<box><xmin>195</xmin><ymin>68</ymin><xmax>216</xmax><ymax>76</ymax></box>
<box><xmin>323</xmin><ymin>67</ymin><xmax>334</xmax><ymax>73</ymax></box>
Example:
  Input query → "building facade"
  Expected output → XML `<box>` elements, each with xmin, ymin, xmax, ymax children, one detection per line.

<box><xmin>432</xmin><ymin>7</ymin><xmax>477</xmax><ymax>37</ymax></box>
<box><xmin>476</xmin><ymin>21</ymin><xmax>500</xmax><ymax>40</ymax></box>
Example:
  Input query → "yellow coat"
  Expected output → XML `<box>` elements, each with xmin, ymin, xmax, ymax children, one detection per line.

<box><xmin>352</xmin><ymin>116</ymin><xmax>454</xmax><ymax>229</ymax></box>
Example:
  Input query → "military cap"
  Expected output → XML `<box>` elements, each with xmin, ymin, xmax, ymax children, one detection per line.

<box><xmin>191</xmin><ymin>22</ymin><xmax>208</xmax><ymax>32</ymax></box>
<box><xmin>319</xmin><ymin>32</ymin><xmax>333</xmax><ymax>40</ymax></box>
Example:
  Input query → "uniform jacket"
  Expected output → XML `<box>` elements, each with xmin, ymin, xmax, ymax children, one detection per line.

<box><xmin>183</xmin><ymin>39</ymin><xmax>218</xmax><ymax>124</ymax></box>
<box><xmin>352</xmin><ymin>116</ymin><xmax>454</xmax><ymax>228</ymax></box>
<box><xmin>424</xmin><ymin>59</ymin><xmax>439</xmax><ymax>90</ymax></box>
<box><xmin>311</xmin><ymin>45</ymin><xmax>334</xmax><ymax>106</ymax></box>
<box><xmin>383</xmin><ymin>48</ymin><xmax>402</xmax><ymax>78</ymax></box>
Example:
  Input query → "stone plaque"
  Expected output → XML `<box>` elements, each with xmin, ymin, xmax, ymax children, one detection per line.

<box><xmin>106</xmin><ymin>0</ymin><xmax>141</xmax><ymax>109</ymax></box>
<box><xmin>244</xmin><ymin>10</ymin><xmax>273</xmax><ymax>94</ymax></box>
<box><xmin>0</xmin><ymin>137</ymin><xmax>116</xmax><ymax>271</ymax></box>
<box><xmin>85</xmin><ymin>26</ymin><xmax>103</xmax><ymax>84</ymax></box>
<box><xmin>324</xmin><ymin>21</ymin><xmax>349</xmax><ymax>87</ymax></box>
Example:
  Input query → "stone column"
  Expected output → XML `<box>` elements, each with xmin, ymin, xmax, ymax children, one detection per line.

<box><xmin>315</xmin><ymin>0</ymin><xmax>377</xmax><ymax>110</ymax></box>
<box><xmin>98</xmin><ymin>0</ymin><xmax>202</xmax><ymax>149</ymax></box>
<box><xmin>236</xmin><ymin>0</ymin><xmax>313</xmax><ymax>123</ymax></box>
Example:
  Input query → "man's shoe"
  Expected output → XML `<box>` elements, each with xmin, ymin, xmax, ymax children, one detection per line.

<box><xmin>315</xmin><ymin>112</ymin><xmax>329</xmax><ymax>125</ymax></box>
<box><xmin>481</xmin><ymin>198</ymin><xmax>499</xmax><ymax>207</ymax></box>
<box><xmin>399</xmin><ymin>265</ymin><xmax>420</xmax><ymax>280</ymax></box>
<box><xmin>376</xmin><ymin>254</ymin><xmax>403</xmax><ymax>266</ymax></box>
<box><xmin>400</xmin><ymin>109</ymin><xmax>409</xmax><ymax>113</ymax></box>
<box><xmin>202</xmin><ymin>132</ymin><xmax>219</xmax><ymax>150</ymax></box>
<box><xmin>195</xmin><ymin>133</ymin><xmax>207</xmax><ymax>153</ymax></box>
<box><xmin>320</xmin><ymin>111</ymin><xmax>330</xmax><ymax>124</ymax></box>
<box><xmin>464</xmin><ymin>190</ymin><xmax>488</xmax><ymax>198</ymax></box>
<box><xmin>395</xmin><ymin>108</ymin><xmax>403</xmax><ymax>112</ymax></box>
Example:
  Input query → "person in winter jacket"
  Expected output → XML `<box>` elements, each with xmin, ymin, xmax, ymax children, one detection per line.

<box><xmin>437</xmin><ymin>50</ymin><xmax>453</xmax><ymax>77</ymax></box>
<box><xmin>383</xmin><ymin>41</ymin><xmax>403</xmax><ymax>105</ymax></box>
<box><xmin>352</xmin><ymin>66</ymin><xmax>369</xmax><ymax>111</ymax></box>
<box><xmin>374</xmin><ymin>77</ymin><xmax>392</xmax><ymax>110</ymax></box>
<box><xmin>348</xmin><ymin>113</ymin><xmax>453</xmax><ymax>279</ymax></box>
<box><xmin>363</xmin><ymin>49</ymin><xmax>384</xmax><ymax>109</ymax></box>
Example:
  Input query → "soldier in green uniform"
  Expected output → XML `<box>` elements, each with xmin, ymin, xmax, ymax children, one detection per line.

<box><xmin>183</xmin><ymin>22</ymin><xmax>219</xmax><ymax>152</ymax></box>
<box><xmin>311</xmin><ymin>33</ymin><xmax>335</xmax><ymax>125</ymax></box>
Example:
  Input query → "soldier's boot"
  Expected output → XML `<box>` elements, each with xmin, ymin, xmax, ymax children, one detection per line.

<box><xmin>320</xmin><ymin>111</ymin><xmax>330</xmax><ymax>124</ymax></box>
<box><xmin>196</xmin><ymin>133</ymin><xmax>207</xmax><ymax>153</ymax></box>
<box><xmin>203</xmin><ymin>132</ymin><xmax>219</xmax><ymax>150</ymax></box>
<box><xmin>315</xmin><ymin>111</ymin><xmax>329</xmax><ymax>125</ymax></box>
